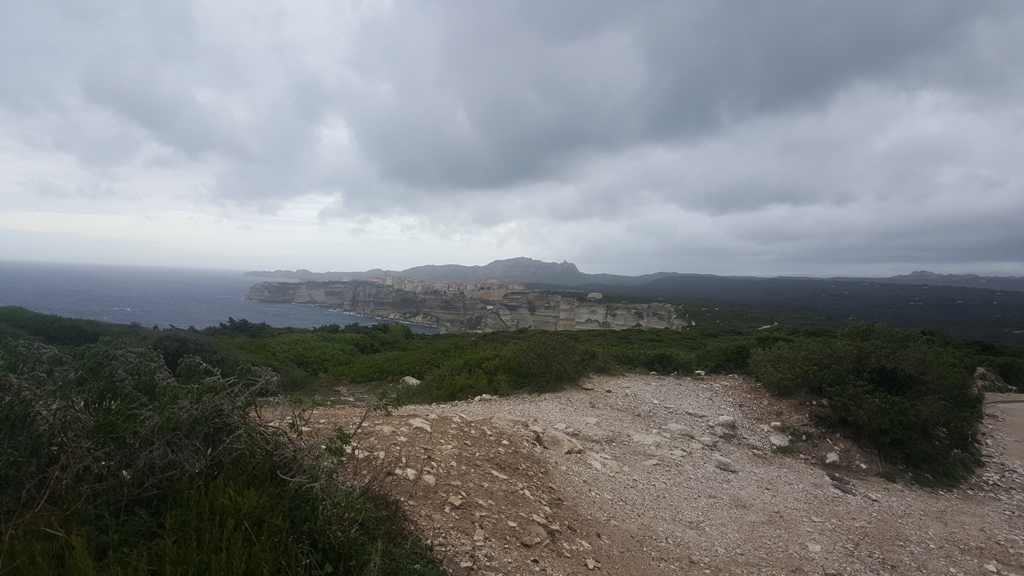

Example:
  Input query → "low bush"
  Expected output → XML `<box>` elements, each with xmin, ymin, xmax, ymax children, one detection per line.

<box><xmin>149</xmin><ymin>331</ymin><xmax>243</xmax><ymax>375</ymax></box>
<box><xmin>0</xmin><ymin>306</ymin><xmax>104</xmax><ymax>346</ymax></box>
<box><xmin>0</xmin><ymin>338</ymin><xmax>443</xmax><ymax>575</ymax></box>
<box><xmin>987</xmin><ymin>356</ymin><xmax>1024</xmax><ymax>390</ymax></box>
<box><xmin>693</xmin><ymin>339</ymin><xmax>756</xmax><ymax>374</ymax></box>
<box><xmin>398</xmin><ymin>331</ymin><xmax>598</xmax><ymax>403</ymax></box>
<box><xmin>749</xmin><ymin>323</ymin><xmax>983</xmax><ymax>485</ymax></box>
<box><xmin>605</xmin><ymin>345</ymin><xmax>695</xmax><ymax>375</ymax></box>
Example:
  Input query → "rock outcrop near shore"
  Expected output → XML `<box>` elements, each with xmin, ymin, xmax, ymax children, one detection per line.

<box><xmin>246</xmin><ymin>280</ymin><xmax>689</xmax><ymax>333</ymax></box>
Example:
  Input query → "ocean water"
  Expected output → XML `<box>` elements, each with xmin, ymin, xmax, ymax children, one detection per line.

<box><xmin>0</xmin><ymin>261</ymin><xmax>435</xmax><ymax>333</ymax></box>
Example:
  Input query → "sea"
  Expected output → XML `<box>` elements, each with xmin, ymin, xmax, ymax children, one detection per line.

<box><xmin>0</xmin><ymin>261</ymin><xmax>436</xmax><ymax>333</ymax></box>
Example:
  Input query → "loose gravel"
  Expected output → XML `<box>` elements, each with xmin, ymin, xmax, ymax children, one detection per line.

<box><xmin>311</xmin><ymin>375</ymin><xmax>1024</xmax><ymax>576</ymax></box>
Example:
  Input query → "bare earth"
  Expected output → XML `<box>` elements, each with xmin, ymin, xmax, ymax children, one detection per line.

<box><xmin>309</xmin><ymin>376</ymin><xmax>1024</xmax><ymax>576</ymax></box>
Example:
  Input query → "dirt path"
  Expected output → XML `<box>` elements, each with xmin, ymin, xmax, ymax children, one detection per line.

<box><xmin>310</xmin><ymin>377</ymin><xmax>1024</xmax><ymax>576</ymax></box>
<box><xmin>986</xmin><ymin>394</ymin><xmax>1024</xmax><ymax>463</ymax></box>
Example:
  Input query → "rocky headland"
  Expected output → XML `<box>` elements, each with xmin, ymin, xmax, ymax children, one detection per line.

<box><xmin>245</xmin><ymin>278</ymin><xmax>690</xmax><ymax>333</ymax></box>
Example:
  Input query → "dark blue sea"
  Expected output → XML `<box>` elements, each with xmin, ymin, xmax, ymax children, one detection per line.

<box><xmin>0</xmin><ymin>261</ymin><xmax>436</xmax><ymax>333</ymax></box>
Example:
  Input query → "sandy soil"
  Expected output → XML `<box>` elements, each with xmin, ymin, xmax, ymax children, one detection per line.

<box><xmin>304</xmin><ymin>377</ymin><xmax>1024</xmax><ymax>576</ymax></box>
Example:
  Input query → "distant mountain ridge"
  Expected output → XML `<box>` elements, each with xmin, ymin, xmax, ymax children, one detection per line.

<box><xmin>870</xmin><ymin>270</ymin><xmax>1024</xmax><ymax>292</ymax></box>
<box><xmin>245</xmin><ymin>258</ymin><xmax>1024</xmax><ymax>292</ymax></box>
<box><xmin>244</xmin><ymin>257</ymin><xmax>682</xmax><ymax>286</ymax></box>
<box><xmin>244</xmin><ymin>258</ymin><xmax>1024</xmax><ymax>345</ymax></box>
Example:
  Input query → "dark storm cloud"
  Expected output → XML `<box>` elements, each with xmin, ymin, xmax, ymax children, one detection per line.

<box><xmin>342</xmin><ymin>1</ymin><xmax>991</xmax><ymax>192</ymax></box>
<box><xmin>1</xmin><ymin>1</ymin><xmax>1014</xmax><ymax>205</ymax></box>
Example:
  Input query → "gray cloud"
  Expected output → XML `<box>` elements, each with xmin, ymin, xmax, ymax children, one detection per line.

<box><xmin>1</xmin><ymin>1</ymin><xmax>1022</xmax><ymax>275</ymax></box>
<box><xmin>340</xmin><ymin>1</ymin><xmax>993</xmax><ymax>192</ymax></box>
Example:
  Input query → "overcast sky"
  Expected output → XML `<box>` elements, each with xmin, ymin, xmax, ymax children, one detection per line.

<box><xmin>2</xmin><ymin>1</ymin><xmax>1022</xmax><ymax>277</ymax></box>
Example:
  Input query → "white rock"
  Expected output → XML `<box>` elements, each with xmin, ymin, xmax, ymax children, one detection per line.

<box><xmin>404</xmin><ymin>468</ymin><xmax>418</xmax><ymax>481</ymax></box>
<box><xmin>825</xmin><ymin>452</ymin><xmax>840</xmax><ymax>465</ymax></box>
<box><xmin>713</xmin><ymin>426</ymin><xmax>737</xmax><ymax>440</ymax></box>
<box><xmin>421</xmin><ymin>474</ymin><xmax>436</xmax><ymax>487</ymax></box>
<box><xmin>407</xmin><ymin>418</ymin><xmax>432</xmax><ymax>433</ymax></box>
<box><xmin>541</xmin><ymin>430</ymin><xmax>584</xmax><ymax>454</ymax></box>
<box><xmin>713</xmin><ymin>416</ymin><xmax>737</xmax><ymax>429</ymax></box>
<box><xmin>713</xmin><ymin>456</ymin><xmax>738</xmax><ymax>472</ymax></box>
<box><xmin>602</xmin><ymin>459</ymin><xmax>623</xmax><ymax>473</ymax></box>
<box><xmin>631</xmin><ymin>433</ymin><xmax>666</xmax><ymax>446</ymax></box>
<box><xmin>807</xmin><ymin>543</ymin><xmax>822</xmax><ymax>553</ymax></box>
<box><xmin>583</xmin><ymin>417</ymin><xmax>599</xmax><ymax>425</ymax></box>
<box><xmin>664</xmin><ymin>424</ymin><xmax>697</xmax><ymax>437</ymax></box>
<box><xmin>519</xmin><ymin>523</ymin><xmax>549</xmax><ymax>547</ymax></box>
<box><xmin>399</xmin><ymin>376</ymin><xmax>421</xmax><ymax>386</ymax></box>
<box><xmin>769</xmin><ymin>435</ymin><xmax>791</xmax><ymax>448</ymax></box>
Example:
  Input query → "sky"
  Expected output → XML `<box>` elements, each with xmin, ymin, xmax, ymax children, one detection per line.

<box><xmin>2</xmin><ymin>1</ymin><xmax>1023</xmax><ymax>277</ymax></box>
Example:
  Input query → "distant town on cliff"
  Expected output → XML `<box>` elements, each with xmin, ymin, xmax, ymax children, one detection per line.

<box><xmin>243</xmin><ymin>257</ymin><xmax>1024</xmax><ymax>346</ymax></box>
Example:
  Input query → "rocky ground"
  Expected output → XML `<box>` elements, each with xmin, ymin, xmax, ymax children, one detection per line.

<box><xmin>301</xmin><ymin>375</ymin><xmax>1024</xmax><ymax>576</ymax></box>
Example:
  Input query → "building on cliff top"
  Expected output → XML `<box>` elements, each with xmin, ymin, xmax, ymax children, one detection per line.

<box><xmin>377</xmin><ymin>276</ymin><xmax>525</xmax><ymax>299</ymax></box>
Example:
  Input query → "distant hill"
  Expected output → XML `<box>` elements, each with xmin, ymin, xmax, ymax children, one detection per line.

<box><xmin>538</xmin><ymin>274</ymin><xmax>1023</xmax><ymax>345</ymax></box>
<box><xmin>245</xmin><ymin>259</ymin><xmax>1024</xmax><ymax>345</ymax></box>
<box><xmin>246</xmin><ymin>259</ymin><xmax>1024</xmax><ymax>292</ymax></box>
<box><xmin>864</xmin><ymin>270</ymin><xmax>1024</xmax><ymax>292</ymax></box>
<box><xmin>246</xmin><ymin>257</ymin><xmax>687</xmax><ymax>286</ymax></box>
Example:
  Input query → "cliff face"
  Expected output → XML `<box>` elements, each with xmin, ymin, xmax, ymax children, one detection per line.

<box><xmin>246</xmin><ymin>281</ymin><xmax>690</xmax><ymax>333</ymax></box>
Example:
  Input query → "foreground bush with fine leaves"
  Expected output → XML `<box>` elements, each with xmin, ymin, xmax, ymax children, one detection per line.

<box><xmin>749</xmin><ymin>323</ymin><xmax>984</xmax><ymax>486</ymax></box>
<box><xmin>0</xmin><ymin>338</ymin><xmax>443</xmax><ymax>576</ymax></box>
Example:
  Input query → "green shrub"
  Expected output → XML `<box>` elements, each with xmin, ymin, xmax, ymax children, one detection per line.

<box><xmin>749</xmin><ymin>323</ymin><xmax>983</xmax><ymax>486</ymax></box>
<box><xmin>0</xmin><ymin>306</ymin><xmax>103</xmax><ymax>346</ymax></box>
<box><xmin>0</xmin><ymin>338</ymin><xmax>443</xmax><ymax>575</ymax></box>
<box><xmin>604</xmin><ymin>345</ymin><xmax>694</xmax><ymax>374</ymax></box>
<box><xmin>149</xmin><ymin>331</ymin><xmax>244</xmax><ymax>376</ymax></box>
<box><xmin>504</xmin><ymin>332</ymin><xmax>595</xmax><ymax>392</ymax></box>
<box><xmin>398</xmin><ymin>331</ymin><xmax>598</xmax><ymax>403</ymax></box>
<box><xmin>694</xmin><ymin>339</ymin><xmax>756</xmax><ymax>374</ymax></box>
<box><xmin>986</xmin><ymin>357</ymin><xmax>1024</xmax><ymax>391</ymax></box>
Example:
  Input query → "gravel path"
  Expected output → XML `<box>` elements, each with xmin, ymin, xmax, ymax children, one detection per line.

<box><xmin>312</xmin><ymin>375</ymin><xmax>1024</xmax><ymax>575</ymax></box>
